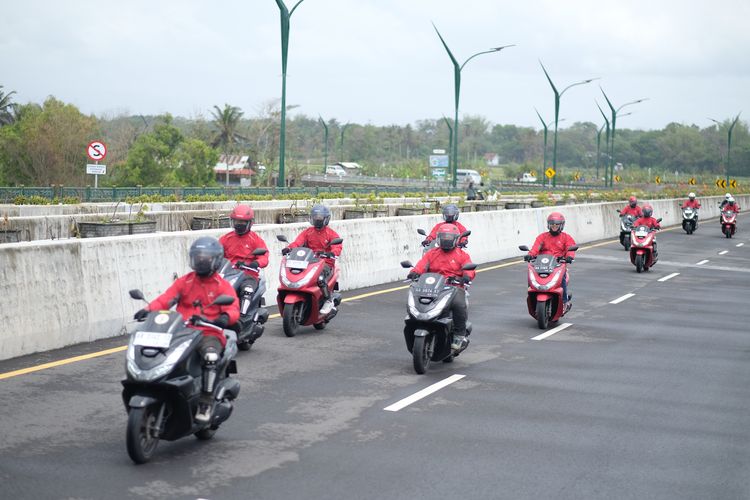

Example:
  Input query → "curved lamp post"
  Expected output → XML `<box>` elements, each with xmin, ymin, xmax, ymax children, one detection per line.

<box><xmin>534</xmin><ymin>108</ymin><xmax>565</xmax><ymax>184</ymax></box>
<box><xmin>540</xmin><ymin>62</ymin><xmax>597</xmax><ymax>187</ymax></box>
<box><xmin>434</xmin><ymin>23</ymin><xmax>513</xmax><ymax>188</ymax></box>
<box><xmin>600</xmin><ymin>88</ymin><xmax>647</xmax><ymax>187</ymax></box>
<box><xmin>275</xmin><ymin>0</ymin><xmax>306</xmax><ymax>187</ymax></box>
<box><xmin>339</xmin><ymin>123</ymin><xmax>350</xmax><ymax>162</ymax></box>
<box><xmin>318</xmin><ymin>116</ymin><xmax>328</xmax><ymax>174</ymax></box>
<box><xmin>595</xmin><ymin>102</ymin><xmax>610</xmax><ymax>186</ymax></box>
<box><xmin>709</xmin><ymin>114</ymin><xmax>741</xmax><ymax>186</ymax></box>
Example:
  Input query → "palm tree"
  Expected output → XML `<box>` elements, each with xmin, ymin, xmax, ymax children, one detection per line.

<box><xmin>211</xmin><ymin>104</ymin><xmax>246</xmax><ymax>185</ymax></box>
<box><xmin>0</xmin><ymin>86</ymin><xmax>18</xmax><ymax>126</ymax></box>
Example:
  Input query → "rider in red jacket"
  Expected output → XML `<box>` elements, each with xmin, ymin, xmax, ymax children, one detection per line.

<box><xmin>283</xmin><ymin>204</ymin><xmax>343</xmax><ymax>314</ymax></box>
<box><xmin>633</xmin><ymin>205</ymin><xmax>660</xmax><ymax>258</ymax></box>
<box><xmin>408</xmin><ymin>224</ymin><xmax>476</xmax><ymax>351</ymax></box>
<box><xmin>527</xmin><ymin>212</ymin><xmax>576</xmax><ymax>304</ymax></box>
<box><xmin>424</xmin><ymin>204</ymin><xmax>468</xmax><ymax>247</ymax></box>
<box><xmin>133</xmin><ymin>237</ymin><xmax>239</xmax><ymax>423</ymax></box>
<box><xmin>681</xmin><ymin>192</ymin><xmax>701</xmax><ymax>210</ymax></box>
<box><xmin>620</xmin><ymin>196</ymin><xmax>643</xmax><ymax>218</ymax></box>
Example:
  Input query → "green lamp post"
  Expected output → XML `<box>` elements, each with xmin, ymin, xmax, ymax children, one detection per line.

<box><xmin>434</xmin><ymin>23</ymin><xmax>513</xmax><ymax>188</ymax></box>
<box><xmin>539</xmin><ymin>62</ymin><xmax>597</xmax><ymax>187</ymax></box>
<box><xmin>595</xmin><ymin>102</ymin><xmax>610</xmax><ymax>186</ymax></box>
<box><xmin>534</xmin><ymin>108</ymin><xmax>565</xmax><ymax>185</ymax></box>
<box><xmin>319</xmin><ymin>116</ymin><xmax>329</xmax><ymax>174</ymax></box>
<box><xmin>339</xmin><ymin>123</ymin><xmax>350</xmax><ymax>162</ymax></box>
<box><xmin>274</xmin><ymin>0</ymin><xmax>306</xmax><ymax>188</ymax></box>
<box><xmin>600</xmin><ymin>88</ymin><xmax>647</xmax><ymax>187</ymax></box>
<box><xmin>709</xmin><ymin>114</ymin><xmax>742</xmax><ymax>187</ymax></box>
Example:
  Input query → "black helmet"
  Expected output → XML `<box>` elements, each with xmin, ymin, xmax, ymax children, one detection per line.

<box><xmin>642</xmin><ymin>204</ymin><xmax>653</xmax><ymax>218</ymax></box>
<box><xmin>310</xmin><ymin>204</ymin><xmax>331</xmax><ymax>229</ymax></box>
<box><xmin>442</xmin><ymin>204</ymin><xmax>460</xmax><ymax>223</ymax></box>
<box><xmin>189</xmin><ymin>236</ymin><xmax>224</xmax><ymax>276</ymax></box>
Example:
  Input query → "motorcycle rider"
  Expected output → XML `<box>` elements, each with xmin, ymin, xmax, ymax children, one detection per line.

<box><xmin>682</xmin><ymin>192</ymin><xmax>701</xmax><ymax>210</ymax></box>
<box><xmin>719</xmin><ymin>193</ymin><xmax>733</xmax><ymax>210</ymax></box>
<box><xmin>407</xmin><ymin>224</ymin><xmax>476</xmax><ymax>351</ymax></box>
<box><xmin>526</xmin><ymin>212</ymin><xmax>576</xmax><ymax>306</ymax></box>
<box><xmin>282</xmin><ymin>204</ymin><xmax>343</xmax><ymax>315</ymax></box>
<box><xmin>219</xmin><ymin>204</ymin><xmax>269</xmax><ymax>307</ymax></box>
<box><xmin>133</xmin><ymin>237</ymin><xmax>239</xmax><ymax>424</ymax></box>
<box><xmin>423</xmin><ymin>204</ymin><xmax>468</xmax><ymax>248</ymax></box>
<box><xmin>620</xmin><ymin>195</ymin><xmax>643</xmax><ymax>218</ymax></box>
<box><xmin>633</xmin><ymin>204</ymin><xmax>661</xmax><ymax>257</ymax></box>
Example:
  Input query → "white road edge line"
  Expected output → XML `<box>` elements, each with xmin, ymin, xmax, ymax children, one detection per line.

<box><xmin>384</xmin><ymin>374</ymin><xmax>466</xmax><ymax>412</ymax></box>
<box><xmin>737</xmin><ymin>243</ymin><xmax>745</xmax><ymax>247</ymax></box>
<box><xmin>658</xmin><ymin>272</ymin><xmax>680</xmax><ymax>282</ymax></box>
<box><xmin>719</xmin><ymin>250</ymin><xmax>729</xmax><ymax>255</ymax></box>
<box><xmin>696</xmin><ymin>259</ymin><xmax>710</xmax><ymax>265</ymax></box>
<box><xmin>532</xmin><ymin>322</ymin><xmax>573</xmax><ymax>341</ymax></box>
<box><xmin>610</xmin><ymin>293</ymin><xmax>636</xmax><ymax>305</ymax></box>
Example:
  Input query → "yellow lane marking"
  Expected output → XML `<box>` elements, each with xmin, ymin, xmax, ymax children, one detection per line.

<box><xmin>0</xmin><ymin>235</ymin><xmax>624</xmax><ymax>381</ymax></box>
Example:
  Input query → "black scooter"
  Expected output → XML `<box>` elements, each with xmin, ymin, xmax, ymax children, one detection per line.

<box><xmin>399</xmin><ymin>260</ymin><xmax>476</xmax><ymax>374</ymax></box>
<box><xmin>122</xmin><ymin>290</ymin><xmax>240</xmax><ymax>464</ymax></box>
<box><xmin>616</xmin><ymin>209</ymin><xmax>635</xmax><ymax>250</ymax></box>
<box><xmin>217</xmin><ymin>247</ymin><xmax>270</xmax><ymax>350</ymax></box>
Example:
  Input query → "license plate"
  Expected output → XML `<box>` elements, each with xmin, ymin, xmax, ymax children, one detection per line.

<box><xmin>133</xmin><ymin>331</ymin><xmax>172</xmax><ymax>348</ymax></box>
<box><xmin>286</xmin><ymin>259</ymin><xmax>308</xmax><ymax>269</ymax></box>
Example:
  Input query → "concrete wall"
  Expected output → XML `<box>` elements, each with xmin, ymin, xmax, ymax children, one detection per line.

<box><xmin>0</xmin><ymin>196</ymin><xmax>743</xmax><ymax>361</ymax></box>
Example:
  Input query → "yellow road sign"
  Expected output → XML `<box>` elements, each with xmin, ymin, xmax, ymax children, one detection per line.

<box><xmin>655</xmin><ymin>175</ymin><xmax>661</xmax><ymax>184</ymax></box>
<box><xmin>573</xmin><ymin>172</ymin><xmax>580</xmax><ymax>181</ymax></box>
<box><xmin>688</xmin><ymin>177</ymin><xmax>696</xmax><ymax>185</ymax></box>
<box><xmin>614</xmin><ymin>175</ymin><xmax>621</xmax><ymax>183</ymax></box>
<box><xmin>730</xmin><ymin>179</ymin><xmax>737</xmax><ymax>188</ymax></box>
<box><xmin>716</xmin><ymin>179</ymin><xmax>726</xmax><ymax>189</ymax></box>
<box><xmin>530</xmin><ymin>170</ymin><xmax>537</xmax><ymax>177</ymax></box>
<box><xmin>545</xmin><ymin>167</ymin><xmax>556</xmax><ymax>179</ymax></box>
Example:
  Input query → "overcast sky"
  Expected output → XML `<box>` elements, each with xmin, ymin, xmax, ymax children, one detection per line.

<box><xmin>2</xmin><ymin>0</ymin><xmax>748</xmax><ymax>131</ymax></box>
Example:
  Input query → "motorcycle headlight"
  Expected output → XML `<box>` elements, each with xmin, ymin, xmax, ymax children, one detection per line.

<box><xmin>280</xmin><ymin>268</ymin><xmax>315</xmax><ymax>289</ymax></box>
<box><xmin>126</xmin><ymin>338</ymin><xmax>192</xmax><ymax>382</ymax></box>
<box><xmin>407</xmin><ymin>292</ymin><xmax>452</xmax><ymax>321</ymax></box>
<box><xmin>529</xmin><ymin>270</ymin><xmax>560</xmax><ymax>291</ymax></box>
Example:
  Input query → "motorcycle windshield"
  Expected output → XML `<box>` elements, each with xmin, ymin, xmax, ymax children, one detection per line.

<box><xmin>286</xmin><ymin>247</ymin><xmax>316</xmax><ymax>268</ymax></box>
<box><xmin>532</xmin><ymin>254</ymin><xmax>559</xmax><ymax>274</ymax></box>
<box><xmin>633</xmin><ymin>225</ymin><xmax>650</xmax><ymax>238</ymax></box>
<box><xmin>620</xmin><ymin>215</ymin><xmax>634</xmax><ymax>228</ymax></box>
<box><xmin>683</xmin><ymin>209</ymin><xmax>693</xmax><ymax>216</ymax></box>
<box><xmin>723</xmin><ymin>211</ymin><xmax>735</xmax><ymax>217</ymax></box>
<box><xmin>411</xmin><ymin>273</ymin><xmax>447</xmax><ymax>298</ymax></box>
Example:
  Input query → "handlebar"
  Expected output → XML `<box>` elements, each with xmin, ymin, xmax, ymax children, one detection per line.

<box><xmin>190</xmin><ymin>317</ymin><xmax>226</xmax><ymax>333</ymax></box>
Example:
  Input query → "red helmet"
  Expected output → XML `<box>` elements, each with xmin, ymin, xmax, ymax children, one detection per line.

<box><xmin>642</xmin><ymin>204</ymin><xmax>653</xmax><ymax>218</ymax></box>
<box><xmin>547</xmin><ymin>212</ymin><xmax>565</xmax><ymax>235</ymax></box>
<box><xmin>436</xmin><ymin>224</ymin><xmax>460</xmax><ymax>251</ymax></box>
<box><xmin>230</xmin><ymin>204</ymin><xmax>254</xmax><ymax>235</ymax></box>
<box><xmin>628</xmin><ymin>196</ymin><xmax>637</xmax><ymax>208</ymax></box>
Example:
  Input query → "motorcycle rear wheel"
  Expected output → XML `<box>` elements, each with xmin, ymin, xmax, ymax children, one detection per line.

<box><xmin>238</xmin><ymin>340</ymin><xmax>252</xmax><ymax>351</ymax></box>
<box><xmin>126</xmin><ymin>404</ymin><xmax>161</xmax><ymax>464</ymax></box>
<box><xmin>194</xmin><ymin>426</ymin><xmax>217</xmax><ymax>440</ymax></box>
<box><xmin>282</xmin><ymin>302</ymin><xmax>304</xmax><ymax>337</ymax></box>
<box><xmin>536</xmin><ymin>301</ymin><xmax>550</xmax><ymax>330</ymax></box>
<box><xmin>635</xmin><ymin>255</ymin><xmax>644</xmax><ymax>273</ymax></box>
<box><xmin>412</xmin><ymin>335</ymin><xmax>434</xmax><ymax>374</ymax></box>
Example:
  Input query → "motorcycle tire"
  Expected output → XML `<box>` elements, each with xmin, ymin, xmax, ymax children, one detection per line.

<box><xmin>536</xmin><ymin>301</ymin><xmax>550</xmax><ymax>330</ymax></box>
<box><xmin>725</xmin><ymin>228</ymin><xmax>732</xmax><ymax>238</ymax></box>
<box><xmin>194</xmin><ymin>426</ymin><xmax>217</xmax><ymax>440</ymax></box>
<box><xmin>126</xmin><ymin>404</ymin><xmax>161</xmax><ymax>464</ymax></box>
<box><xmin>282</xmin><ymin>302</ymin><xmax>304</xmax><ymax>337</ymax></box>
<box><xmin>635</xmin><ymin>254</ymin><xmax>644</xmax><ymax>273</ymax></box>
<box><xmin>412</xmin><ymin>335</ymin><xmax>434</xmax><ymax>374</ymax></box>
<box><xmin>442</xmin><ymin>354</ymin><xmax>454</xmax><ymax>363</ymax></box>
<box><xmin>624</xmin><ymin>235</ymin><xmax>631</xmax><ymax>251</ymax></box>
<box><xmin>237</xmin><ymin>340</ymin><xmax>252</xmax><ymax>351</ymax></box>
<box><xmin>313</xmin><ymin>322</ymin><xmax>326</xmax><ymax>330</ymax></box>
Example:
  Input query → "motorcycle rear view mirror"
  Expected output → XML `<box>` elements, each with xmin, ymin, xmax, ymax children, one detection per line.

<box><xmin>330</xmin><ymin>237</ymin><xmax>344</xmax><ymax>245</ymax></box>
<box><xmin>276</xmin><ymin>235</ymin><xmax>288</xmax><ymax>243</ymax></box>
<box><xmin>400</xmin><ymin>260</ymin><xmax>413</xmax><ymax>268</ymax></box>
<box><xmin>656</xmin><ymin>218</ymin><xmax>662</xmax><ymax>223</ymax></box>
<box><xmin>616</xmin><ymin>209</ymin><xmax>621</xmax><ymax>213</ymax></box>
<box><xmin>568</xmin><ymin>245</ymin><xmax>579</xmax><ymax>252</ymax></box>
<box><xmin>461</xmin><ymin>230</ymin><xmax>471</xmax><ymax>238</ymax></box>
<box><xmin>253</xmin><ymin>248</ymin><xmax>268</xmax><ymax>256</ymax></box>
<box><xmin>129</xmin><ymin>289</ymin><xmax>146</xmax><ymax>301</ymax></box>
<box><xmin>462</xmin><ymin>263</ymin><xmax>477</xmax><ymax>271</ymax></box>
<box><xmin>518</xmin><ymin>245</ymin><xmax>530</xmax><ymax>252</ymax></box>
<box><xmin>211</xmin><ymin>295</ymin><xmax>235</xmax><ymax>306</ymax></box>
<box><xmin>417</xmin><ymin>228</ymin><xmax>427</xmax><ymax>236</ymax></box>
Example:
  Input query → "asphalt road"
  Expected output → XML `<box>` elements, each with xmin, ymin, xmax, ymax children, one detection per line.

<box><xmin>1</xmin><ymin>216</ymin><xmax>748</xmax><ymax>500</ymax></box>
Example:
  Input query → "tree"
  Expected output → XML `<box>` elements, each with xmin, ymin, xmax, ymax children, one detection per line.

<box><xmin>0</xmin><ymin>86</ymin><xmax>17</xmax><ymax>126</ymax></box>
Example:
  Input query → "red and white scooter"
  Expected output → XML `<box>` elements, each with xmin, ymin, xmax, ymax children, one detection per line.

<box><xmin>275</xmin><ymin>235</ymin><xmax>343</xmax><ymax>337</ymax></box>
<box><xmin>519</xmin><ymin>244</ymin><xmax>578</xmax><ymax>329</ymax></box>
<box><xmin>629</xmin><ymin>220</ymin><xmax>661</xmax><ymax>273</ymax></box>
<box><xmin>721</xmin><ymin>209</ymin><xmax>737</xmax><ymax>238</ymax></box>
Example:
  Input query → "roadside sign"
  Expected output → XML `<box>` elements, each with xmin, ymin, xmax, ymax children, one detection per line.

<box><xmin>432</xmin><ymin>149</ymin><xmax>446</xmax><ymax>154</ymax></box>
<box><xmin>688</xmin><ymin>177</ymin><xmax>696</xmax><ymax>185</ymax></box>
<box><xmin>573</xmin><ymin>172</ymin><xmax>580</xmax><ymax>181</ymax></box>
<box><xmin>87</xmin><ymin>141</ymin><xmax>107</xmax><ymax>161</ymax></box>
<box><xmin>429</xmin><ymin>155</ymin><xmax>449</xmax><ymax>168</ymax></box>
<box><xmin>716</xmin><ymin>179</ymin><xmax>726</xmax><ymax>189</ymax></box>
<box><xmin>545</xmin><ymin>168</ymin><xmax>555</xmax><ymax>179</ymax></box>
<box><xmin>86</xmin><ymin>164</ymin><xmax>106</xmax><ymax>175</ymax></box>
<box><xmin>730</xmin><ymin>179</ymin><xmax>738</xmax><ymax>188</ymax></box>
<box><xmin>614</xmin><ymin>175</ymin><xmax>622</xmax><ymax>183</ymax></box>
<box><xmin>530</xmin><ymin>170</ymin><xmax>537</xmax><ymax>177</ymax></box>
<box><xmin>654</xmin><ymin>175</ymin><xmax>661</xmax><ymax>184</ymax></box>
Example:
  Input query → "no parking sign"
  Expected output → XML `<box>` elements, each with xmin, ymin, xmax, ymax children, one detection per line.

<box><xmin>87</xmin><ymin>141</ymin><xmax>107</xmax><ymax>162</ymax></box>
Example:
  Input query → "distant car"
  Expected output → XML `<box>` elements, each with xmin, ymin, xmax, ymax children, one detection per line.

<box><xmin>455</xmin><ymin>169</ymin><xmax>482</xmax><ymax>185</ymax></box>
<box><xmin>326</xmin><ymin>165</ymin><xmax>347</xmax><ymax>176</ymax></box>
<box><xmin>519</xmin><ymin>172</ymin><xmax>537</xmax><ymax>183</ymax></box>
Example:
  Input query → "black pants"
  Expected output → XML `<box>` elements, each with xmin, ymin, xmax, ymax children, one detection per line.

<box><xmin>451</xmin><ymin>287</ymin><xmax>468</xmax><ymax>336</ymax></box>
<box><xmin>320</xmin><ymin>264</ymin><xmax>332</xmax><ymax>300</ymax></box>
<box><xmin>236</xmin><ymin>274</ymin><xmax>259</xmax><ymax>315</ymax></box>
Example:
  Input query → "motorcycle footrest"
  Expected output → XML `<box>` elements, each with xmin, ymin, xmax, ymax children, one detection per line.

<box><xmin>255</xmin><ymin>308</ymin><xmax>269</xmax><ymax>324</ymax></box>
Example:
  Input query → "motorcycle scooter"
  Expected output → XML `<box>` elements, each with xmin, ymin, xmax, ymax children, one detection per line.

<box><xmin>400</xmin><ymin>259</ymin><xmax>476</xmax><ymax>374</ymax></box>
<box><xmin>721</xmin><ymin>209</ymin><xmax>737</xmax><ymax>238</ymax></box>
<box><xmin>518</xmin><ymin>245</ymin><xmax>578</xmax><ymax>329</ymax></box>
<box><xmin>122</xmin><ymin>290</ymin><xmax>240</xmax><ymax>464</ymax></box>
<box><xmin>629</xmin><ymin>219</ymin><xmax>661</xmax><ymax>273</ymax></box>
<box><xmin>276</xmin><ymin>235</ymin><xmax>343</xmax><ymax>337</ymax></box>
<box><xmin>616</xmin><ymin>209</ymin><xmax>635</xmax><ymax>250</ymax></box>
<box><xmin>682</xmin><ymin>207</ymin><xmax>698</xmax><ymax>234</ymax></box>
<box><xmin>217</xmin><ymin>247</ymin><xmax>270</xmax><ymax>350</ymax></box>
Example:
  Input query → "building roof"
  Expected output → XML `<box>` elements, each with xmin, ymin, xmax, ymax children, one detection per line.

<box><xmin>336</xmin><ymin>162</ymin><xmax>362</xmax><ymax>170</ymax></box>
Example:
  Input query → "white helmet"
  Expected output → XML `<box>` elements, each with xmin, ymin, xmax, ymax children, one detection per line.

<box><xmin>727</xmin><ymin>196</ymin><xmax>735</xmax><ymax>203</ymax></box>
<box><xmin>725</xmin><ymin>193</ymin><xmax>732</xmax><ymax>199</ymax></box>
<box><xmin>688</xmin><ymin>192</ymin><xmax>696</xmax><ymax>200</ymax></box>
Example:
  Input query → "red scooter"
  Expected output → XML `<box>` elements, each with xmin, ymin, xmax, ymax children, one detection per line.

<box><xmin>519</xmin><ymin>244</ymin><xmax>578</xmax><ymax>330</ymax></box>
<box><xmin>629</xmin><ymin>220</ymin><xmax>660</xmax><ymax>273</ymax></box>
<box><xmin>275</xmin><ymin>235</ymin><xmax>343</xmax><ymax>337</ymax></box>
<box><xmin>721</xmin><ymin>209</ymin><xmax>737</xmax><ymax>238</ymax></box>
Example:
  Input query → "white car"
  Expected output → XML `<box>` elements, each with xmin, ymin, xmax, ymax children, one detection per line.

<box><xmin>325</xmin><ymin>165</ymin><xmax>347</xmax><ymax>176</ymax></box>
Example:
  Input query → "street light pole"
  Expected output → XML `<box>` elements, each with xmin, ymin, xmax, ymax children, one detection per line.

<box><xmin>339</xmin><ymin>123</ymin><xmax>350</xmax><ymax>163</ymax></box>
<box><xmin>600</xmin><ymin>88</ymin><xmax>647</xmax><ymax>187</ymax></box>
<box><xmin>534</xmin><ymin>108</ymin><xmax>565</xmax><ymax>186</ymax></box>
<box><xmin>540</xmin><ymin>62</ymin><xmax>597</xmax><ymax>187</ymax></box>
<box><xmin>709</xmin><ymin>114</ymin><xmax>742</xmax><ymax>186</ymax></box>
<box><xmin>318</xmin><ymin>116</ymin><xmax>328</xmax><ymax>174</ymax></box>
<box><xmin>274</xmin><ymin>0</ymin><xmax>306</xmax><ymax>188</ymax></box>
<box><xmin>595</xmin><ymin>102</ymin><xmax>610</xmax><ymax>186</ymax></box>
<box><xmin>434</xmin><ymin>23</ymin><xmax>513</xmax><ymax>188</ymax></box>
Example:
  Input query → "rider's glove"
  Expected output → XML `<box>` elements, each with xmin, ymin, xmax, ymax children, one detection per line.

<box><xmin>281</xmin><ymin>247</ymin><xmax>291</xmax><ymax>256</ymax></box>
<box><xmin>565</xmin><ymin>256</ymin><xmax>574</xmax><ymax>264</ymax></box>
<box><xmin>523</xmin><ymin>254</ymin><xmax>532</xmax><ymax>262</ymax></box>
<box><xmin>248</xmin><ymin>261</ymin><xmax>260</xmax><ymax>269</ymax></box>
<box><xmin>407</xmin><ymin>271</ymin><xmax>420</xmax><ymax>280</ymax></box>
<box><xmin>235</xmin><ymin>260</ymin><xmax>246</xmax><ymax>268</ymax></box>
<box><xmin>190</xmin><ymin>314</ymin><xmax>208</xmax><ymax>325</ymax></box>
<box><xmin>421</xmin><ymin>239</ymin><xmax>430</xmax><ymax>247</ymax></box>
<box><xmin>462</xmin><ymin>275</ymin><xmax>472</xmax><ymax>284</ymax></box>
<box><xmin>133</xmin><ymin>308</ymin><xmax>149</xmax><ymax>321</ymax></box>
<box><xmin>214</xmin><ymin>313</ymin><xmax>230</xmax><ymax>328</ymax></box>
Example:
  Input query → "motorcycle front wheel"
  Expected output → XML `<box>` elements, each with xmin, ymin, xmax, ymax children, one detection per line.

<box><xmin>624</xmin><ymin>235</ymin><xmax>631</xmax><ymax>251</ymax></box>
<box><xmin>412</xmin><ymin>335</ymin><xmax>434</xmax><ymax>374</ymax></box>
<box><xmin>635</xmin><ymin>254</ymin><xmax>644</xmax><ymax>273</ymax></box>
<box><xmin>126</xmin><ymin>404</ymin><xmax>162</xmax><ymax>464</ymax></box>
<box><xmin>536</xmin><ymin>300</ymin><xmax>550</xmax><ymax>330</ymax></box>
<box><xmin>282</xmin><ymin>302</ymin><xmax>304</xmax><ymax>337</ymax></box>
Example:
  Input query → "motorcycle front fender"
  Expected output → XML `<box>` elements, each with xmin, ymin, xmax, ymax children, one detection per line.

<box><xmin>128</xmin><ymin>395</ymin><xmax>159</xmax><ymax>409</ymax></box>
<box><xmin>535</xmin><ymin>293</ymin><xmax>550</xmax><ymax>302</ymax></box>
<box><xmin>413</xmin><ymin>329</ymin><xmax>430</xmax><ymax>337</ymax></box>
<box><xmin>283</xmin><ymin>292</ymin><xmax>306</xmax><ymax>304</ymax></box>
